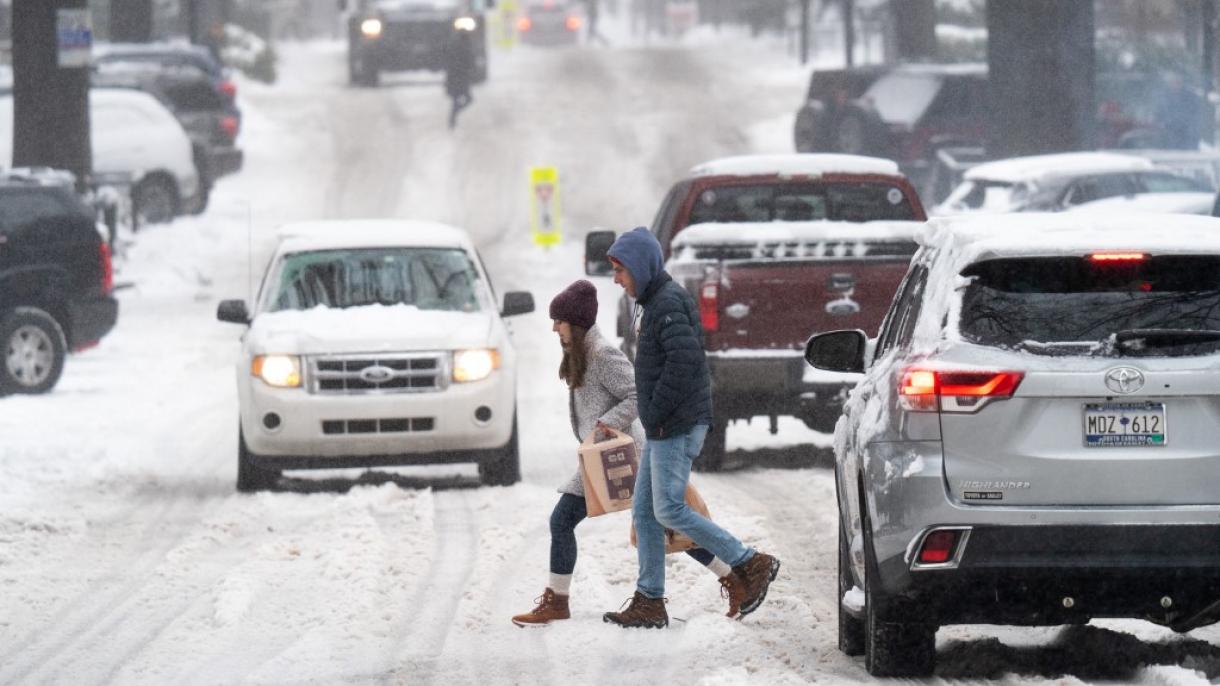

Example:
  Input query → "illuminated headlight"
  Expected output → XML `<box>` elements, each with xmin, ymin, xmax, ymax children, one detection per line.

<box><xmin>453</xmin><ymin>349</ymin><xmax>499</xmax><ymax>382</ymax></box>
<box><xmin>454</xmin><ymin>16</ymin><xmax>477</xmax><ymax>31</ymax></box>
<box><xmin>361</xmin><ymin>18</ymin><xmax>384</xmax><ymax>37</ymax></box>
<box><xmin>252</xmin><ymin>355</ymin><xmax>302</xmax><ymax>388</ymax></box>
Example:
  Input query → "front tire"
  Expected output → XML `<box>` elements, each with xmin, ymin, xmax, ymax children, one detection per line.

<box><xmin>237</xmin><ymin>427</ymin><xmax>281</xmax><ymax>493</ymax></box>
<box><xmin>134</xmin><ymin>175</ymin><xmax>179</xmax><ymax>225</ymax></box>
<box><xmin>479</xmin><ymin>414</ymin><xmax>520</xmax><ymax>486</ymax></box>
<box><xmin>0</xmin><ymin>308</ymin><xmax>66</xmax><ymax>395</ymax></box>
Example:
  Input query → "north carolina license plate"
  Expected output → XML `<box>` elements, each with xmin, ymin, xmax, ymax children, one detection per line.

<box><xmin>1083</xmin><ymin>402</ymin><xmax>1167</xmax><ymax>447</ymax></box>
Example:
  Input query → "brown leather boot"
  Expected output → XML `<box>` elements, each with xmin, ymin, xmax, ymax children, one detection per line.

<box><xmin>602</xmin><ymin>591</ymin><xmax>668</xmax><ymax>629</ymax></box>
<box><xmin>732</xmin><ymin>551</ymin><xmax>781</xmax><ymax>618</ymax></box>
<box><xmin>511</xmin><ymin>588</ymin><xmax>570</xmax><ymax>627</ymax></box>
<box><xmin>719</xmin><ymin>573</ymin><xmax>746</xmax><ymax>618</ymax></box>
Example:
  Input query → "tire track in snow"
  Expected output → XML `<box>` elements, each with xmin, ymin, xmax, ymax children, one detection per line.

<box><xmin>383</xmin><ymin>489</ymin><xmax>480</xmax><ymax>685</ymax></box>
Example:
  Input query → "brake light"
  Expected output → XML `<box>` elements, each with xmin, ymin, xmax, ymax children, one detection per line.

<box><xmin>1090</xmin><ymin>252</ymin><xmax>1146</xmax><ymax>263</ymax></box>
<box><xmin>917</xmin><ymin>529</ymin><xmax>962</xmax><ymax>565</ymax></box>
<box><xmin>566</xmin><ymin>15</ymin><xmax>582</xmax><ymax>31</ymax></box>
<box><xmin>517</xmin><ymin>16</ymin><xmax>531</xmax><ymax>31</ymax></box>
<box><xmin>99</xmin><ymin>241</ymin><xmax>114</xmax><ymax>295</ymax></box>
<box><xmin>699</xmin><ymin>281</ymin><xmax>719</xmax><ymax>332</ymax></box>
<box><xmin>898</xmin><ymin>368</ymin><xmax>1023</xmax><ymax>413</ymax></box>
<box><xmin>218</xmin><ymin>79</ymin><xmax>237</xmax><ymax>100</ymax></box>
<box><xmin>221</xmin><ymin>115</ymin><xmax>239</xmax><ymax>140</ymax></box>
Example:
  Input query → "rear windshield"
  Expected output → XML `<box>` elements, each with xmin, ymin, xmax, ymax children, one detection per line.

<box><xmin>687</xmin><ymin>182</ymin><xmax>916</xmax><ymax>224</ymax></box>
<box><xmin>267</xmin><ymin>247</ymin><xmax>483</xmax><ymax>313</ymax></box>
<box><xmin>958</xmin><ymin>256</ymin><xmax>1220</xmax><ymax>357</ymax></box>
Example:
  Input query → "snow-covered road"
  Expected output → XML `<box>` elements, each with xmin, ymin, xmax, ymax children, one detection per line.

<box><xmin>3</xmin><ymin>22</ymin><xmax>1220</xmax><ymax>685</ymax></box>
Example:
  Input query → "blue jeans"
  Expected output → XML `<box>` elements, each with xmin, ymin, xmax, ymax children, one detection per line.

<box><xmin>550</xmin><ymin>492</ymin><xmax>717</xmax><ymax>575</ymax></box>
<box><xmin>633</xmin><ymin>424</ymin><xmax>753</xmax><ymax>598</ymax></box>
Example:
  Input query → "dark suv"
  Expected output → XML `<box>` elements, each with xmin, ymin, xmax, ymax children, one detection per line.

<box><xmin>0</xmin><ymin>169</ymin><xmax>118</xmax><ymax>394</ymax></box>
<box><xmin>345</xmin><ymin>0</ymin><xmax>491</xmax><ymax>86</ymax></box>
<box><xmin>93</xmin><ymin>64</ymin><xmax>244</xmax><ymax>214</ymax></box>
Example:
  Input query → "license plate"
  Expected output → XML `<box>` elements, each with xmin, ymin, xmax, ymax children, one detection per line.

<box><xmin>1083</xmin><ymin>402</ymin><xmax>1167</xmax><ymax>447</ymax></box>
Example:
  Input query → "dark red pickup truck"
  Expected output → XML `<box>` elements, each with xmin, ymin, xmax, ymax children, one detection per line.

<box><xmin>586</xmin><ymin>154</ymin><xmax>925</xmax><ymax>469</ymax></box>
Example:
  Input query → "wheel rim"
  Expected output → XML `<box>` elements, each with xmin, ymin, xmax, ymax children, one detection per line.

<box><xmin>138</xmin><ymin>184</ymin><xmax>175</xmax><ymax>224</ymax></box>
<box><xmin>6</xmin><ymin>324</ymin><xmax>54</xmax><ymax>387</ymax></box>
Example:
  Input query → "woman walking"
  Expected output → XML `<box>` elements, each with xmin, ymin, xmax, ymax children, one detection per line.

<box><xmin>512</xmin><ymin>280</ymin><xmax>741</xmax><ymax>627</ymax></box>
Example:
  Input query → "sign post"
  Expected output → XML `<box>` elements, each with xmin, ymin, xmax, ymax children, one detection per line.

<box><xmin>529</xmin><ymin>166</ymin><xmax>561</xmax><ymax>248</ymax></box>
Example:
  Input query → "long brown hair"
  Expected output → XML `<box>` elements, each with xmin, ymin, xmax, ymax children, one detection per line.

<box><xmin>559</xmin><ymin>324</ymin><xmax>590</xmax><ymax>389</ymax></box>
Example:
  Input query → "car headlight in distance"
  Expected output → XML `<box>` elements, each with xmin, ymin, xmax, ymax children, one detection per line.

<box><xmin>252</xmin><ymin>355</ymin><xmax>302</xmax><ymax>388</ymax></box>
<box><xmin>454</xmin><ymin>16</ymin><xmax>477</xmax><ymax>31</ymax></box>
<box><xmin>453</xmin><ymin>349</ymin><xmax>499</xmax><ymax>382</ymax></box>
<box><xmin>361</xmin><ymin>18</ymin><xmax>384</xmax><ymax>37</ymax></box>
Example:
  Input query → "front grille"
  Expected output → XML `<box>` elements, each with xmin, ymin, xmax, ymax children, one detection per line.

<box><xmin>385</xmin><ymin>20</ymin><xmax>450</xmax><ymax>44</ymax></box>
<box><xmin>310</xmin><ymin>354</ymin><xmax>446</xmax><ymax>394</ymax></box>
<box><xmin>322</xmin><ymin>417</ymin><xmax>435</xmax><ymax>435</ymax></box>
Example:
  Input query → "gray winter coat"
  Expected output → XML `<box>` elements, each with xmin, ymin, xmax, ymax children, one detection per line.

<box><xmin>560</xmin><ymin>325</ymin><xmax>647</xmax><ymax>497</ymax></box>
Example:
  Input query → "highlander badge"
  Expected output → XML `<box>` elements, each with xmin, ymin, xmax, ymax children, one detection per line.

<box><xmin>359</xmin><ymin>365</ymin><xmax>395</xmax><ymax>384</ymax></box>
<box><xmin>1104</xmin><ymin>367</ymin><xmax>1145</xmax><ymax>395</ymax></box>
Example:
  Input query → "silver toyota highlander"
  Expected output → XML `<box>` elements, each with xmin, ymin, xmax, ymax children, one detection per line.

<box><xmin>804</xmin><ymin>213</ymin><xmax>1220</xmax><ymax>676</ymax></box>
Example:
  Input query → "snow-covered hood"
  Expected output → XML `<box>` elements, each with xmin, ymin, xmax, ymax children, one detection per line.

<box><xmin>247</xmin><ymin>304</ymin><xmax>493</xmax><ymax>356</ymax></box>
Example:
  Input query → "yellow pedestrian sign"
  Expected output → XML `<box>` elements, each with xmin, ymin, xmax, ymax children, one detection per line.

<box><xmin>529</xmin><ymin>166</ymin><xmax>561</xmax><ymax>247</ymax></box>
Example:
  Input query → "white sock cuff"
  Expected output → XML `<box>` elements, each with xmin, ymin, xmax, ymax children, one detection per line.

<box><xmin>549</xmin><ymin>573</ymin><xmax>572</xmax><ymax>595</ymax></box>
<box><xmin>708</xmin><ymin>558</ymin><xmax>732</xmax><ymax>578</ymax></box>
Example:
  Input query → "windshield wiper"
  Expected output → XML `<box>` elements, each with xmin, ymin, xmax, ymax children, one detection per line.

<box><xmin>1114</xmin><ymin>329</ymin><xmax>1220</xmax><ymax>350</ymax></box>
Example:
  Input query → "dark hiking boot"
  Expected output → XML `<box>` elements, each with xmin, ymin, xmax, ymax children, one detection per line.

<box><xmin>719</xmin><ymin>573</ymin><xmax>746</xmax><ymax>618</ymax></box>
<box><xmin>511</xmin><ymin>588</ymin><xmax>570</xmax><ymax>627</ymax></box>
<box><xmin>602</xmin><ymin>591</ymin><xmax>668</xmax><ymax>629</ymax></box>
<box><xmin>732</xmin><ymin>551</ymin><xmax>781</xmax><ymax>618</ymax></box>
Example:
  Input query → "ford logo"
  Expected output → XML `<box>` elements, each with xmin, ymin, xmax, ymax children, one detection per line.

<box><xmin>359</xmin><ymin>365</ymin><xmax>395</xmax><ymax>384</ymax></box>
<box><xmin>1104</xmin><ymin>367</ymin><xmax>1145</xmax><ymax>395</ymax></box>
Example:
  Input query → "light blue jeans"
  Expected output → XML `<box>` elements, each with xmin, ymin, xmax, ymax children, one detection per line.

<box><xmin>633</xmin><ymin>424</ymin><xmax>754</xmax><ymax>598</ymax></box>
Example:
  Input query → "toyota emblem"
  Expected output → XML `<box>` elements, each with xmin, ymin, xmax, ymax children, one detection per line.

<box><xmin>1104</xmin><ymin>367</ymin><xmax>1145</xmax><ymax>395</ymax></box>
<box><xmin>359</xmin><ymin>365</ymin><xmax>395</xmax><ymax>384</ymax></box>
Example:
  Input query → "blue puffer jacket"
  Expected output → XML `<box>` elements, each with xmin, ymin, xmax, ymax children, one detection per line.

<box><xmin>608</xmin><ymin>227</ymin><xmax>712</xmax><ymax>439</ymax></box>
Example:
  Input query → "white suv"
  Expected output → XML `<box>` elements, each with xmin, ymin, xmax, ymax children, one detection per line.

<box><xmin>217</xmin><ymin>220</ymin><xmax>534</xmax><ymax>491</ymax></box>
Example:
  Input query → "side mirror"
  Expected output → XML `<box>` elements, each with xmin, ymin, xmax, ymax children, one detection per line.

<box><xmin>217</xmin><ymin>299</ymin><xmax>251</xmax><ymax>325</ymax></box>
<box><xmin>501</xmin><ymin>291</ymin><xmax>534</xmax><ymax>317</ymax></box>
<box><xmin>584</xmin><ymin>230</ymin><xmax>616</xmax><ymax>276</ymax></box>
<box><xmin>804</xmin><ymin>329</ymin><xmax>867</xmax><ymax>373</ymax></box>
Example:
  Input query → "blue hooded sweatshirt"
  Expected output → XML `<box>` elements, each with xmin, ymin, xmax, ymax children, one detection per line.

<box><xmin>607</xmin><ymin>226</ymin><xmax>712</xmax><ymax>439</ymax></box>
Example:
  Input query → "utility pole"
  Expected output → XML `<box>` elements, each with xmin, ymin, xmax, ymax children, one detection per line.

<box><xmin>11</xmin><ymin>0</ymin><xmax>92</xmax><ymax>191</ymax></box>
<box><xmin>110</xmin><ymin>0</ymin><xmax>154</xmax><ymax>43</ymax></box>
<box><xmin>986</xmin><ymin>0</ymin><xmax>1095</xmax><ymax>157</ymax></box>
<box><xmin>799</xmin><ymin>0</ymin><xmax>811</xmax><ymax>65</ymax></box>
<box><xmin>843</xmin><ymin>0</ymin><xmax>855</xmax><ymax>67</ymax></box>
<box><xmin>892</xmin><ymin>0</ymin><xmax>936</xmax><ymax>61</ymax></box>
<box><xmin>1202</xmin><ymin>0</ymin><xmax>1216</xmax><ymax>145</ymax></box>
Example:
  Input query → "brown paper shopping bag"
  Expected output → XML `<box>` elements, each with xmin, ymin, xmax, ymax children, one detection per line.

<box><xmin>579</xmin><ymin>427</ymin><xmax>639</xmax><ymax>517</ymax></box>
<box><xmin>629</xmin><ymin>483</ymin><xmax>711</xmax><ymax>554</ymax></box>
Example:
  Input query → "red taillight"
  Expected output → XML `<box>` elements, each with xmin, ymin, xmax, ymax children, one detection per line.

<box><xmin>917</xmin><ymin>530</ymin><xmax>960</xmax><ymax>564</ymax></box>
<box><xmin>221</xmin><ymin>115</ymin><xmax>239</xmax><ymax>140</ymax></box>
<box><xmin>699</xmin><ymin>281</ymin><xmax>719</xmax><ymax>332</ymax></box>
<box><xmin>1089</xmin><ymin>252</ymin><xmax>1146</xmax><ymax>263</ymax></box>
<box><xmin>517</xmin><ymin>16</ymin><xmax>531</xmax><ymax>31</ymax></box>
<box><xmin>565</xmin><ymin>15</ymin><xmax>582</xmax><ymax>31</ymax></box>
<box><xmin>899</xmin><ymin>368</ymin><xmax>1023</xmax><ymax>413</ymax></box>
<box><xmin>218</xmin><ymin>79</ymin><xmax>237</xmax><ymax>100</ymax></box>
<box><xmin>99</xmin><ymin>241</ymin><xmax>114</xmax><ymax>295</ymax></box>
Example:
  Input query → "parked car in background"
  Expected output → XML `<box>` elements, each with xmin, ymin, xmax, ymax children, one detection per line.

<box><xmin>93</xmin><ymin>63</ymin><xmax>244</xmax><ymax>215</ymax></box>
<box><xmin>585</xmin><ymin>154</ymin><xmax>925</xmax><ymax>469</ymax></box>
<box><xmin>93</xmin><ymin>41</ymin><xmax>240</xmax><ymax>121</ymax></box>
<box><xmin>0</xmin><ymin>168</ymin><xmax>117</xmax><ymax>395</ymax></box>
<box><xmin>806</xmin><ymin>213</ymin><xmax>1220</xmax><ymax>676</ymax></box>
<box><xmin>517</xmin><ymin>0</ymin><xmax>583</xmax><ymax>45</ymax></box>
<box><xmin>0</xmin><ymin>89</ymin><xmax>202</xmax><ymax>225</ymax></box>
<box><xmin>932</xmin><ymin>152</ymin><xmax>1213</xmax><ymax>215</ymax></box>
<box><xmin>217</xmin><ymin>220</ymin><xmax>534</xmax><ymax>492</ymax></box>
<box><xmin>343</xmin><ymin>0</ymin><xmax>492</xmax><ymax>86</ymax></box>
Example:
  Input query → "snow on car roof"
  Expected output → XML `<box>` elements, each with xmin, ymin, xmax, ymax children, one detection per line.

<box><xmin>672</xmin><ymin>220</ymin><xmax>921</xmax><ymax>251</ymax></box>
<box><xmin>963</xmin><ymin>152</ymin><xmax>1153</xmax><ymax>185</ymax></box>
<box><xmin>275</xmin><ymin>220</ymin><xmax>473</xmax><ymax>252</ymax></box>
<box><xmin>922</xmin><ymin>213</ymin><xmax>1220</xmax><ymax>261</ymax></box>
<box><xmin>689</xmin><ymin>154</ymin><xmax>902</xmax><ymax>179</ymax></box>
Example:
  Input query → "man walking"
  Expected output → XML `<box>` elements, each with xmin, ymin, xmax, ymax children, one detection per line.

<box><xmin>601</xmin><ymin>227</ymin><xmax>780</xmax><ymax>628</ymax></box>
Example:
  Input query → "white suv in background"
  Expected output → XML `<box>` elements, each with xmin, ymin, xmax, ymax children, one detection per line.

<box><xmin>217</xmin><ymin>220</ymin><xmax>534</xmax><ymax>491</ymax></box>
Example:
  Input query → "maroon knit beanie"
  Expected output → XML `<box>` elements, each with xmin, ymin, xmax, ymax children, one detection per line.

<box><xmin>549</xmin><ymin>279</ymin><xmax>598</xmax><ymax>330</ymax></box>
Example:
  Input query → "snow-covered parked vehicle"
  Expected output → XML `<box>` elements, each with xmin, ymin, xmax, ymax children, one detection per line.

<box><xmin>805</xmin><ymin>212</ymin><xmax>1220</xmax><ymax>677</ymax></box>
<box><xmin>216</xmin><ymin>220</ymin><xmax>534</xmax><ymax>491</ymax></box>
